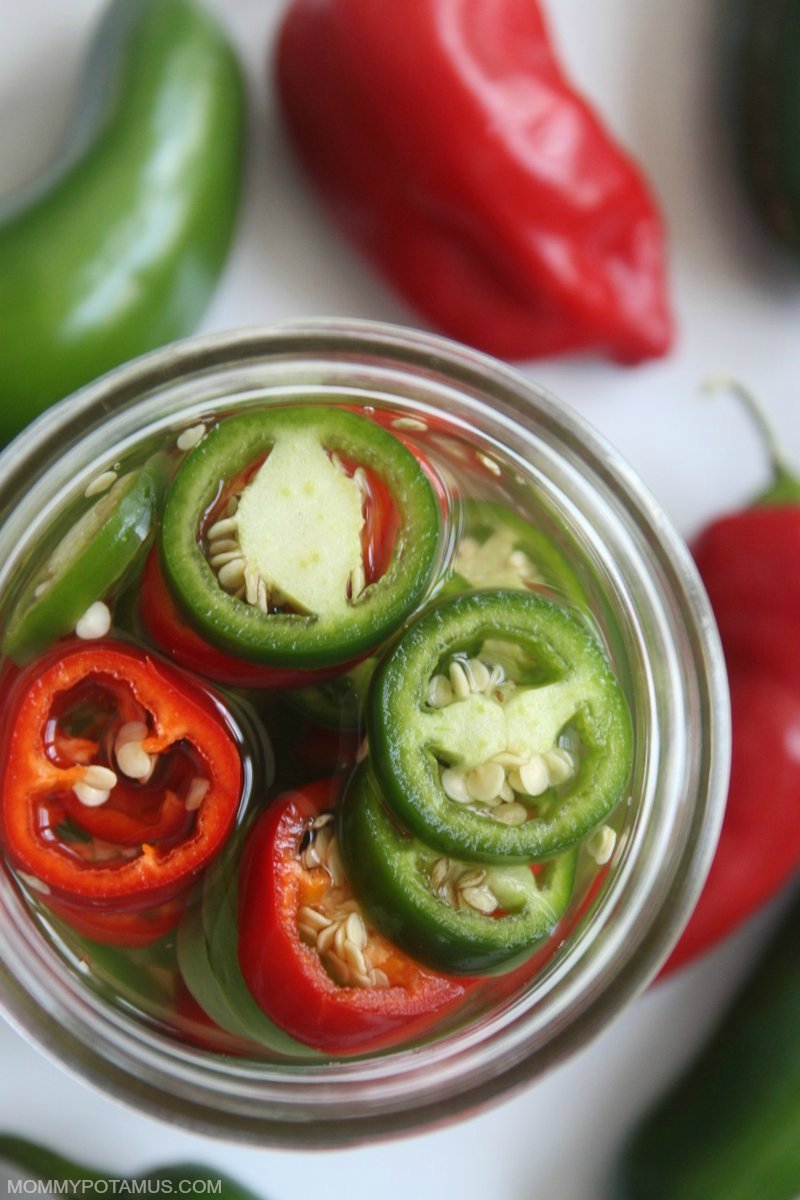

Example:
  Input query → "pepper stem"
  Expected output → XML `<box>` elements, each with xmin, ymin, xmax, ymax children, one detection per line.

<box><xmin>702</xmin><ymin>377</ymin><xmax>800</xmax><ymax>505</ymax></box>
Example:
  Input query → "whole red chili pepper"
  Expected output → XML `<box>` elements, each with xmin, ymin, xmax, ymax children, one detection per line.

<box><xmin>276</xmin><ymin>0</ymin><xmax>673</xmax><ymax>364</ymax></box>
<box><xmin>663</xmin><ymin>385</ymin><xmax>800</xmax><ymax>974</ymax></box>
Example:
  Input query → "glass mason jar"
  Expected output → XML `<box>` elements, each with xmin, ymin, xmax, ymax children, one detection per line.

<box><xmin>0</xmin><ymin>321</ymin><xmax>729</xmax><ymax>1147</ymax></box>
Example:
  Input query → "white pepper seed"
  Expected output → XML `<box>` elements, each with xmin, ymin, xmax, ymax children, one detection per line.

<box><xmin>441</xmin><ymin>768</ymin><xmax>471</xmax><ymax>804</ymax></box>
<box><xmin>73</xmin><ymin>782</ymin><xmax>111</xmax><ymax>808</ymax></box>
<box><xmin>298</xmin><ymin>906</ymin><xmax>331</xmax><ymax>932</ymax></box>
<box><xmin>218</xmin><ymin>558</ymin><xmax>246</xmax><ymax>589</ymax></box>
<box><xmin>461</xmin><ymin>886</ymin><xmax>499</xmax><ymax>914</ymax></box>
<box><xmin>390</xmin><ymin>416</ymin><xmax>428</xmax><ymax>431</ymax></box>
<box><xmin>465</xmin><ymin>658</ymin><xmax>491</xmax><ymax>692</ymax></box>
<box><xmin>586</xmin><ymin>825</ymin><xmax>616</xmax><ymax>865</ymax></box>
<box><xmin>511</xmin><ymin>756</ymin><xmax>549</xmax><ymax>797</ymax></box>
<box><xmin>427</xmin><ymin>674</ymin><xmax>454</xmax><ymax>708</ymax></box>
<box><xmin>116</xmin><ymin>742</ymin><xmax>154</xmax><ymax>781</ymax></box>
<box><xmin>476</xmin><ymin>451</ymin><xmax>501</xmax><ymax>476</ymax></box>
<box><xmin>449</xmin><ymin>661</ymin><xmax>470</xmax><ymax>700</ymax></box>
<box><xmin>430</xmin><ymin>858</ymin><xmax>450</xmax><ymax>889</ymax></box>
<box><xmin>466</xmin><ymin>762</ymin><xmax>505</xmax><ymax>803</ymax></box>
<box><xmin>492</xmin><ymin>803</ymin><xmax>528</xmax><ymax>825</ymax></box>
<box><xmin>345</xmin><ymin>912</ymin><xmax>367</xmax><ymax>949</ymax></box>
<box><xmin>316</xmin><ymin>924</ymin><xmax>337</xmax><ymax>955</ymax></box>
<box><xmin>209</xmin><ymin>550</ymin><xmax>244</xmax><ymax>569</ymax></box>
<box><xmin>177</xmin><ymin>423</ymin><xmax>206</xmax><ymax>451</ymax></box>
<box><xmin>84</xmin><ymin>470</ymin><xmax>118</xmax><ymax>498</ymax></box>
<box><xmin>543</xmin><ymin>748</ymin><xmax>574</xmax><ymax>785</ymax></box>
<box><xmin>185</xmin><ymin>778</ymin><xmax>210</xmax><ymax>812</ymax></box>
<box><xmin>75</xmin><ymin>601</ymin><xmax>111</xmax><ymax>640</ymax></box>
<box><xmin>206</xmin><ymin>517</ymin><xmax>238</xmax><ymax>541</ymax></box>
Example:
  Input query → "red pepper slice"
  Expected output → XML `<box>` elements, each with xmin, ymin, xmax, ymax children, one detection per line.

<box><xmin>0</xmin><ymin>641</ymin><xmax>243</xmax><ymax>914</ymax></box>
<box><xmin>139</xmin><ymin>550</ymin><xmax>319</xmax><ymax>688</ymax></box>
<box><xmin>277</xmin><ymin>0</ymin><xmax>673</xmax><ymax>364</ymax></box>
<box><xmin>238</xmin><ymin>778</ymin><xmax>471</xmax><ymax>1054</ymax></box>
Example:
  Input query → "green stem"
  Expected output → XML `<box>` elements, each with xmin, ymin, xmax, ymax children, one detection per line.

<box><xmin>703</xmin><ymin>377</ymin><xmax>800</xmax><ymax>505</ymax></box>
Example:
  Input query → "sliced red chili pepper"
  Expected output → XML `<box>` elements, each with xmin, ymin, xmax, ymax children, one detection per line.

<box><xmin>139</xmin><ymin>550</ymin><xmax>348</xmax><ymax>689</ymax></box>
<box><xmin>237</xmin><ymin>777</ymin><xmax>471</xmax><ymax>1054</ymax></box>
<box><xmin>0</xmin><ymin>641</ymin><xmax>243</xmax><ymax>914</ymax></box>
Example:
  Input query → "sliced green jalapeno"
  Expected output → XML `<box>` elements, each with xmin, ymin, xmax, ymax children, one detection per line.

<box><xmin>3</xmin><ymin>454</ymin><xmax>167</xmax><ymax>662</ymax></box>
<box><xmin>160</xmin><ymin>407</ymin><xmax>441</xmax><ymax>668</ymax></box>
<box><xmin>340</xmin><ymin>764</ymin><xmax>576</xmax><ymax>974</ymax></box>
<box><xmin>452</xmin><ymin>500</ymin><xmax>587</xmax><ymax>603</ymax></box>
<box><xmin>368</xmin><ymin>590</ymin><xmax>632</xmax><ymax>864</ymax></box>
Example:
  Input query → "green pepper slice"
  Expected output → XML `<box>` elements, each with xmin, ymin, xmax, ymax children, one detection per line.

<box><xmin>3</xmin><ymin>454</ymin><xmax>167</xmax><ymax>662</ymax></box>
<box><xmin>160</xmin><ymin>406</ymin><xmax>442</xmax><ymax>668</ymax></box>
<box><xmin>368</xmin><ymin>590</ymin><xmax>633</xmax><ymax>864</ymax></box>
<box><xmin>452</xmin><ymin>499</ymin><xmax>588</xmax><ymax>604</ymax></box>
<box><xmin>340</xmin><ymin>764</ymin><xmax>576</xmax><ymax>974</ymax></box>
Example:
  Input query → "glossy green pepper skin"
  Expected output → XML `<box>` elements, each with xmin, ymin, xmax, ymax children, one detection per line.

<box><xmin>728</xmin><ymin>0</ymin><xmax>800</xmax><ymax>255</ymax></box>
<box><xmin>368</xmin><ymin>590</ymin><xmax>633</xmax><ymax>864</ymax></box>
<box><xmin>614</xmin><ymin>889</ymin><xmax>800</xmax><ymax>1200</ymax></box>
<box><xmin>340</xmin><ymin>763</ymin><xmax>577</xmax><ymax>974</ymax></box>
<box><xmin>0</xmin><ymin>0</ymin><xmax>246</xmax><ymax>444</ymax></box>
<box><xmin>0</xmin><ymin>1135</ymin><xmax>259</xmax><ymax>1199</ymax></box>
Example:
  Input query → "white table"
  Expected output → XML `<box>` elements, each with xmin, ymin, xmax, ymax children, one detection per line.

<box><xmin>1</xmin><ymin>2</ymin><xmax>798</xmax><ymax>1195</ymax></box>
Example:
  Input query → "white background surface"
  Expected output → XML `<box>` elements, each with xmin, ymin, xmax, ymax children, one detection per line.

<box><xmin>1</xmin><ymin>1</ymin><xmax>799</xmax><ymax>1196</ymax></box>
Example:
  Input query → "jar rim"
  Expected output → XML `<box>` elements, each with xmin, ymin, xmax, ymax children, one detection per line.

<box><xmin>0</xmin><ymin>320</ymin><xmax>730</xmax><ymax>1146</ymax></box>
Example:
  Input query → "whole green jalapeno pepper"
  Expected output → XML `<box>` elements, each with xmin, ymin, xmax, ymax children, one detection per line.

<box><xmin>0</xmin><ymin>0</ymin><xmax>246</xmax><ymax>444</ymax></box>
<box><xmin>0</xmin><ymin>1135</ymin><xmax>259</xmax><ymax>1200</ymax></box>
<box><xmin>728</xmin><ymin>0</ymin><xmax>800</xmax><ymax>256</ymax></box>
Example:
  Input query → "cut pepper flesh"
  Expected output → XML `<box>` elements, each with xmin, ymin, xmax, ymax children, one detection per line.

<box><xmin>0</xmin><ymin>642</ymin><xmax>243</xmax><ymax>910</ymax></box>
<box><xmin>368</xmin><ymin>590</ymin><xmax>632</xmax><ymax>863</ymax></box>
<box><xmin>160</xmin><ymin>406</ymin><xmax>442</xmax><ymax>667</ymax></box>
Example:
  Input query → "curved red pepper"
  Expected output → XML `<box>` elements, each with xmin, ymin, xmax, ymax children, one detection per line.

<box><xmin>690</xmin><ymin>509</ymin><xmax>800</xmax><ymax>691</ymax></box>
<box><xmin>663</xmin><ymin>395</ymin><xmax>800</xmax><ymax>973</ymax></box>
<box><xmin>664</xmin><ymin>671</ymin><xmax>800</xmax><ymax>974</ymax></box>
<box><xmin>0</xmin><ymin>641</ymin><xmax>243</xmax><ymax>915</ymax></box>
<box><xmin>277</xmin><ymin>0</ymin><xmax>673</xmax><ymax>364</ymax></box>
<box><xmin>237</xmin><ymin>778</ymin><xmax>470</xmax><ymax>1054</ymax></box>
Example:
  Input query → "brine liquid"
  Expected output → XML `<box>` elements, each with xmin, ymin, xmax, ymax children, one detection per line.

<box><xmin>0</xmin><ymin>396</ymin><xmax>631</xmax><ymax>1061</ymax></box>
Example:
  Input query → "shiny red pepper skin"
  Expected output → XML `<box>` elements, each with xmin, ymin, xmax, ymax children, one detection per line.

<box><xmin>277</xmin><ymin>0</ymin><xmax>673</xmax><ymax>364</ymax></box>
<box><xmin>238</xmin><ymin>778</ymin><xmax>471</xmax><ymax>1055</ymax></box>
<box><xmin>663</xmin><ymin>496</ymin><xmax>800</xmax><ymax>973</ymax></box>
<box><xmin>0</xmin><ymin>641</ymin><xmax>243</xmax><ymax>916</ymax></box>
